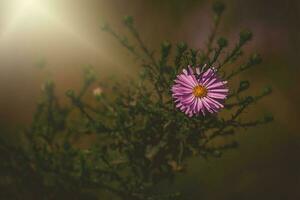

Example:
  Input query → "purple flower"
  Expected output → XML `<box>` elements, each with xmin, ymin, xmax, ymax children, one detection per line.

<box><xmin>171</xmin><ymin>65</ymin><xmax>228</xmax><ymax>117</ymax></box>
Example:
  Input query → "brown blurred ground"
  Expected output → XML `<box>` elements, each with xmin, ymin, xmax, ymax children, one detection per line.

<box><xmin>0</xmin><ymin>0</ymin><xmax>299</xmax><ymax>199</ymax></box>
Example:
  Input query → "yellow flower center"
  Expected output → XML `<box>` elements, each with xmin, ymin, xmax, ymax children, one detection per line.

<box><xmin>193</xmin><ymin>85</ymin><xmax>207</xmax><ymax>98</ymax></box>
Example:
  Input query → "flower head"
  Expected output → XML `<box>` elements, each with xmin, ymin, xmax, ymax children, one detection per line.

<box><xmin>93</xmin><ymin>87</ymin><xmax>103</xmax><ymax>98</ymax></box>
<box><xmin>171</xmin><ymin>65</ymin><xmax>228</xmax><ymax>117</ymax></box>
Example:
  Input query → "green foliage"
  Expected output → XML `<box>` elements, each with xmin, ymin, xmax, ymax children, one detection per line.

<box><xmin>0</xmin><ymin>2</ymin><xmax>272</xmax><ymax>200</ymax></box>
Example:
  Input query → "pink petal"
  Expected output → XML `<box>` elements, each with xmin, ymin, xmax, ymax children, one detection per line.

<box><xmin>209</xmin><ymin>88</ymin><xmax>229</xmax><ymax>93</ymax></box>
<box><xmin>207</xmin><ymin>92</ymin><xmax>227</xmax><ymax>99</ymax></box>
<box><xmin>206</xmin><ymin>97</ymin><xmax>224</xmax><ymax>108</ymax></box>
<box><xmin>202</xmin><ymin>98</ymin><xmax>213</xmax><ymax>113</ymax></box>
<box><xmin>197</xmin><ymin>98</ymin><xmax>203</xmax><ymax>112</ymax></box>
<box><xmin>207</xmin><ymin>81</ymin><xmax>227</xmax><ymax>89</ymax></box>
<box><xmin>204</xmin><ymin>78</ymin><xmax>217</xmax><ymax>88</ymax></box>
<box><xmin>182</xmin><ymin>94</ymin><xmax>195</xmax><ymax>105</ymax></box>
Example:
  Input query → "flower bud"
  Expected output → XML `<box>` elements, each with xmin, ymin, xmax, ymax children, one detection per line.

<box><xmin>161</xmin><ymin>41</ymin><xmax>171</xmax><ymax>50</ymax></box>
<box><xmin>249</xmin><ymin>53</ymin><xmax>262</xmax><ymax>65</ymax></box>
<box><xmin>66</xmin><ymin>89</ymin><xmax>75</xmax><ymax>98</ymax></box>
<box><xmin>262</xmin><ymin>86</ymin><xmax>272</xmax><ymax>95</ymax></box>
<box><xmin>161</xmin><ymin>41</ymin><xmax>171</xmax><ymax>56</ymax></box>
<box><xmin>213</xmin><ymin>1</ymin><xmax>225</xmax><ymax>16</ymax></box>
<box><xmin>238</xmin><ymin>80</ymin><xmax>250</xmax><ymax>93</ymax></box>
<box><xmin>264</xmin><ymin>113</ymin><xmax>274</xmax><ymax>122</ymax></box>
<box><xmin>176</xmin><ymin>42</ymin><xmax>187</xmax><ymax>52</ymax></box>
<box><xmin>123</xmin><ymin>15</ymin><xmax>134</xmax><ymax>26</ymax></box>
<box><xmin>217</xmin><ymin>37</ymin><xmax>228</xmax><ymax>48</ymax></box>
<box><xmin>239</xmin><ymin>30</ymin><xmax>253</xmax><ymax>44</ymax></box>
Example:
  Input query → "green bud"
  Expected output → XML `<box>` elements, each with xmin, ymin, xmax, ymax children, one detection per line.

<box><xmin>239</xmin><ymin>29</ymin><xmax>253</xmax><ymax>44</ymax></box>
<box><xmin>190</xmin><ymin>48</ymin><xmax>197</xmax><ymax>55</ymax></box>
<box><xmin>123</xmin><ymin>15</ymin><xmax>134</xmax><ymax>26</ymax></box>
<box><xmin>240</xmin><ymin>64</ymin><xmax>247</xmax><ymax>70</ymax></box>
<box><xmin>238</xmin><ymin>80</ymin><xmax>250</xmax><ymax>93</ymax></box>
<box><xmin>66</xmin><ymin>89</ymin><xmax>75</xmax><ymax>98</ymax></box>
<box><xmin>249</xmin><ymin>53</ymin><xmax>262</xmax><ymax>65</ymax></box>
<box><xmin>176</xmin><ymin>42</ymin><xmax>187</xmax><ymax>52</ymax></box>
<box><xmin>262</xmin><ymin>86</ymin><xmax>272</xmax><ymax>95</ymax></box>
<box><xmin>161</xmin><ymin>41</ymin><xmax>171</xmax><ymax>50</ymax></box>
<box><xmin>264</xmin><ymin>113</ymin><xmax>274</xmax><ymax>122</ymax></box>
<box><xmin>217</xmin><ymin>37</ymin><xmax>228</xmax><ymax>48</ymax></box>
<box><xmin>240</xmin><ymin>54</ymin><xmax>261</xmax><ymax>71</ymax></box>
<box><xmin>213</xmin><ymin>1</ymin><xmax>225</xmax><ymax>16</ymax></box>
<box><xmin>161</xmin><ymin>41</ymin><xmax>172</xmax><ymax>57</ymax></box>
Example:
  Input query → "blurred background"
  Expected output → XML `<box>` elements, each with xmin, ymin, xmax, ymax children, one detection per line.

<box><xmin>0</xmin><ymin>0</ymin><xmax>299</xmax><ymax>199</ymax></box>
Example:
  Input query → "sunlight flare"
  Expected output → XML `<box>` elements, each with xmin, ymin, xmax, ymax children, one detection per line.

<box><xmin>0</xmin><ymin>0</ymin><xmax>101</xmax><ymax>54</ymax></box>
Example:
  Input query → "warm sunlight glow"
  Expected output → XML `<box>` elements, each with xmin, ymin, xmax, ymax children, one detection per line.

<box><xmin>1</xmin><ymin>0</ymin><xmax>47</xmax><ymax>36</ymax></box>
<box><xmin>20</xmin><ymin>0</ymin><xmax>43</xmax><ymax>11</ymax></box>
<box><xmin>0</xmin><ymin>0</ymin><xmax>102</xmax><ymax>54</ymax></box>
